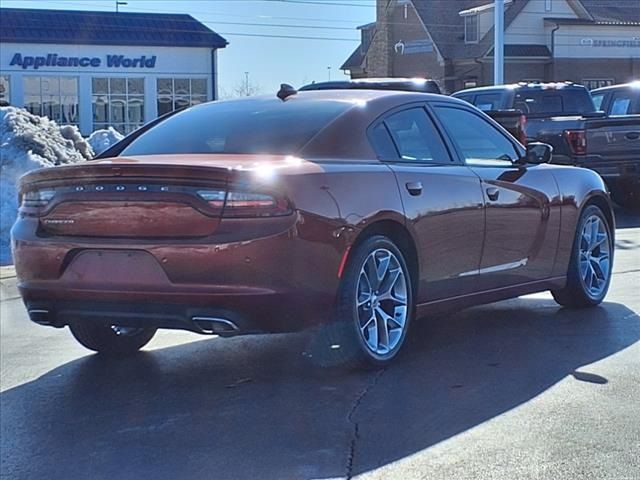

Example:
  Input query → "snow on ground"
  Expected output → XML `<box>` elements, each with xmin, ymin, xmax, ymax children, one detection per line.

<box><xmin>0</xmin><ymin>107</ymin><xmax>93</xmax><ymax>265</ymax></box>
<box><xmin>87</xmin><ymin>127</ymin><xmax>124</xmax><ymax>155</ymax></box>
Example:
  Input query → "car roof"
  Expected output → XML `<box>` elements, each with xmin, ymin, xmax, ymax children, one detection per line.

<box><xmin>299</xmin><ymin>78</ymin><xmax>441</xmax><ymax>94</ymax></box>
<box><xmin>454</xmin><ymin>82</ymin><xmax>586</xmax><ymax>95</ymax></box>
<box><xmin>592</xmin><ymin>81</ymin><xmax>640</xmax><ymax>93</ymax></box>
<box><xmin>219</xmin><ymin>88</ymin><xmax>454</xmax><ymax>107</ymax></box>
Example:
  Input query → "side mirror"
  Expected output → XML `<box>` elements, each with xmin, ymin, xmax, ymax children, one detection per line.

<box><xmin>523</xmin><ymin>142</ymin><xmax>553</xmax><ymax>164</ymax></box>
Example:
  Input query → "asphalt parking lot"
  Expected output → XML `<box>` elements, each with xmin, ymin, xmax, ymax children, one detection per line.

<box><xmin>1</xmin><ymin>208</ymin><xmax>639</xmax><ymax>480</ymax></box>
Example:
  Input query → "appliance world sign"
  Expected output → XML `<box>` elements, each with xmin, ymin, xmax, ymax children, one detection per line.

<box><xmin>9</xmin><ymin>53</ymin><xmax>157</xmax><ymax>70</ymax></box>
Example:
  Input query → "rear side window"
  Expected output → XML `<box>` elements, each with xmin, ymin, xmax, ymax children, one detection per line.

<box><xmin>381</xmin><ymin>107</ymin><xmax>450</xmax><ymax>163</ymax></box>
<box><xmin>120</xmin><ymin>98</ymin><xmax>351</xmax><ymax>156</ymax></box>
<box><xmin>454</xmin><ymin>94</ymin><xmax>474</xmax><ymax>105</ymax></box>
<box><xmin>474</xmin><ymin>92</ymin><xmax>503</xmax><ymax>111</ymax></box>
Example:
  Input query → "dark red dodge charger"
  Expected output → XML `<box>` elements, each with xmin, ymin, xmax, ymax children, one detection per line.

<box><xmin>11</xmin><ymin>89</ymin><xmax>614</xmax><ymax>367</ymax></box>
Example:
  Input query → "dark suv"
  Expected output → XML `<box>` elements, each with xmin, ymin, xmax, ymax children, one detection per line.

<box><xmin>300</xmin><ymin>78</ymin><xmax>441</xmax><ymax>94</ymax></box>
<box><xmin>591</xmin><ymin>82</ymin><xmax>640</xmax><ymax>116</ymax></box>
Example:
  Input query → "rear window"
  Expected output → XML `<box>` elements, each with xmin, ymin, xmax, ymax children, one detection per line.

<box><xmin>513</xmin><ymin>88</ymin><xmax>594</xmax><ymax>115</ymax></box>
<box><xmin>120</xmin><ymin>97</ymin><xmax>351</xmax><ymax>156</ymax></box>
<box><xmin>474</xmin><ymin>92</ymin><xmax>503</xmax><ymax>111</ymax></box>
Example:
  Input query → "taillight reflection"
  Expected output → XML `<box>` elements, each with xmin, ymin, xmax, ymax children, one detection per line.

<box><xmin>197</xmin><ymin>189</ymin><xmax>292</xmax><ymax>218</ymax></box>
<box><xmin>21</xmin><ymin>189</ymin><xmax>55</xmax><ymax>208</ymax></box>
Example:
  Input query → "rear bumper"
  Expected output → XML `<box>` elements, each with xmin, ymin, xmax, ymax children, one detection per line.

<box><xmin>22</xmin><ymin>294</ymin><xmax>328</xmax><ymax>335</ymax></box>
<box><xmin>12</xmin><ymin>215</ymin><xmax>345</xmax><ymax>334</ymax></box>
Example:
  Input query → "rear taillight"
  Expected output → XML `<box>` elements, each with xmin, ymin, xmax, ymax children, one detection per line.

<box><xmin>197</xmin><ymin>189</ymin><xmax>291</xmax><ymax>218</ymax></box>
<box><xmin>564</xmin><ymin>129</ymin><xmax>587</xmax><ymax>155</ymax></box>
<box><xmin>20</xmin><ymin>189</ymin><xmax>55</xmax><ymax>208</ymax></box>
<box><xmin>518</xmin><ymin>114</ymin><xmax>528</xmax><ymax>146</ymax></box>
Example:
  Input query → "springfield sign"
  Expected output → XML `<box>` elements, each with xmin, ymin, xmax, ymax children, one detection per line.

<box><xmin>9</xmin><ymin>53</ymin><xmax>157</xmax><ymax>70</ymax></box>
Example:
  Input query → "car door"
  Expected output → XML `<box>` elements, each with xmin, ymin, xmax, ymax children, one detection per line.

<box><xmin>369</xmin><ymin>105</ymin><xmax>485</xmax><ymax>302</ymax></box>
<box><xmin>430</xmin><ymin>103</ymin><xmax>561</xmax><ymax>290</ymax></box>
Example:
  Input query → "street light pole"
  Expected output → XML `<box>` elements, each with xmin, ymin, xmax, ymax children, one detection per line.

<box><xmin>327</xmin><ymin>66</ymin><xmax>331</xmax><ymax>81</ymax></box>
<box><xmin>494</xmin><ymin>0</ymin><xmax>504</xmax><ymax>85</ymax></box>
<box><xmin>244</xmin><ymin>72</ymin><xmax>249</xmax><ymax>96</ymax></box>
<box><xmin>115</xmin><ymin>1</ymin><xmax>127</xmax><ymax>12</ymax></box>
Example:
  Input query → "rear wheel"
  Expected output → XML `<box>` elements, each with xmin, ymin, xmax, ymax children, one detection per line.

<box><xmin>69</xmin><ymin>322</ymin><xmax>156</xmax><ymax>355</ymax></box>
<box><xmin>319</xmin><ymin>235</ymin><xmax>414</xmax><ymax>369</ymax></box>
<box><xmin>552</xmin><ymin>205</ymin><xmax>612</xmax><ymax>308</ymax></box>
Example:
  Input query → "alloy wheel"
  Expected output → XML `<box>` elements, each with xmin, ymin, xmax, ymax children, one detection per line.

<box><xmin>356</xmin><ymin>248</ymin><xmax>408</xmax><ymax>356</ymax></box>
<box><xmin>579</xmin><ymin>214</ymin><xmax>611</xmax><ymax>298</ymax></box>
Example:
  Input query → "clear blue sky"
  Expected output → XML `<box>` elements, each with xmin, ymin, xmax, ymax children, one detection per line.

<box><xmin>2</xmin><ymin>0</ymin><xmax>376</xmax><ymax>95</ymax></box>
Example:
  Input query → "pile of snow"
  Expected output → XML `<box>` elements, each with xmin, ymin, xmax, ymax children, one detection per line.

<box><xmin>0</xmin><ymin>107</ymin><xmax>93</xmax><ymax>265</ymax></box>
<box><xmin>88</xmin><ymin>127</ymin><xmax>124</xmax><ymax>155</ymax></box>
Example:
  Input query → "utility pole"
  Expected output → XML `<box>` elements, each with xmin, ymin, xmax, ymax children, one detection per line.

<box><xmin>494</xmin><ymin>0</ymin><xmax>504</xmax><ymax>85</ymax></box>
<box><xmin>244</xmin><ymin>72</ymin><xmax>249</xmax><ymax>96</ymax></box>
<box><xmin>115</xmin><ymin>1</ymin><xmax>127</xmax><ymax>12</ymax></box>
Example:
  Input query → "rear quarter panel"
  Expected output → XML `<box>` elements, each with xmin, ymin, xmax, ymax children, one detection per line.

<box><xmin>549</xmin><ymin>165</ymin><xmax>613</xmax><ymax>278</ymax></box>
<box><xmin>277</xmin><ymin>161</ymin><xmax>406</xmax><ymax>294</ymax></box>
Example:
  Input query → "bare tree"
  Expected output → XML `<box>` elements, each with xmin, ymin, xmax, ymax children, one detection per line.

<box><xmin>220</xmin><ymin>77</ymin><xmax>263</xmax><ymax>99</ymax></box>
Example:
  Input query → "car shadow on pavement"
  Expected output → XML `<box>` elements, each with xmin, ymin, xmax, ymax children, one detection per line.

<box><xmin>1</xmin><ymin>297</ymin><xmax>639</xmax><ymax>480</ymax></box>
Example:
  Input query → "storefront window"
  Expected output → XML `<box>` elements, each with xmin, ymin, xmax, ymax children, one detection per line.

<box><xmin>582</xmin><ymin>79</ymin><xmax>614</xmax><ymax>90</ymax></box>
<box><xmin>157</xmin><ymin>78</ymin><xmax>208</xmax><ymax>116</ymax></box>
<box><xmin>92</xmin><ymin>77</ymin><xmax>145</xmax><ymax>134</ymax></box>
<box><xmin>0</xmin><ymin>76</ymin><xmax>10</xmax><ymax>105</ymax></box>
<box><xmin>23</xmin><ymin>76</ymin><xmax>79</xmax><ymax>124</ymax></box>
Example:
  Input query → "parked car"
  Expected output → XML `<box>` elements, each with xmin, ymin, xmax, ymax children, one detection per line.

<box><xmin>12</xmin><ymin>90</ymin><xmax>614</xmax><ymax>367</ymax></box>
<box><xmin>453</xmin><ymin>82</ymin><xmax>640</xmax><ymax>209</ymax></box>
<box><xmin>591</xmin><ymin>81</ymin><xmax>640</xmax><ymax>115</ymax></box>
<box><xmin>299</xmin><ymin>77</ymin><xmax>441</xmax><ymax>94</ymax></box>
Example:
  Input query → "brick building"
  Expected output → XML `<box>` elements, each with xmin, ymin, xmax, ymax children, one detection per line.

<box><xmin>341</xmin><ymin>0</ymin><xmax>640</xmax><ymax>93</ymax></box>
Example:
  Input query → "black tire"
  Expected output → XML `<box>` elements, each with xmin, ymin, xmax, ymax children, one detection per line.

<box><xmin>551</xmin><ymin>205</ymin><xmax>613</xmax><ymax>308</ymax></box>
<box><xmin>69</xmin><ymin>322</ymin><xmax>156</xmax><ymax>355</ymax></box>
<box><xmin>314</xmin><ymin>235</ymin><xmax>414</xmax><ymax>369</ymax></box>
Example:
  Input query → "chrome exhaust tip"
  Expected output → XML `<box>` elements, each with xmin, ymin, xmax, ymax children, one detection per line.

<box><xmin>28</xmin><ymin>309</ymin><xmax>52</xmax><ymax>325</ymax></box>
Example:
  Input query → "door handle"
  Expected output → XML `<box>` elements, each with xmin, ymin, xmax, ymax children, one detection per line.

<box><xmin>625</xmin><ymin>132</ymin><xmax>640</xmax><ymax>140</ymax></box>
<box><xmin>406</xmin><ymin>182</ymin><xmax>423</xmax><ymax>196</ymax></box>
<box><xmin>486</xmin><ymin>187</ymin><xmax>500</xmax><ymax>201</ymax></box>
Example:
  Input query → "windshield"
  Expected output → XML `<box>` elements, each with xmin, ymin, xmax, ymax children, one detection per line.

<box><xmin>120</xmin><ymin>98</ymin><xmax>350</xmax><ymax>156</ymax></box>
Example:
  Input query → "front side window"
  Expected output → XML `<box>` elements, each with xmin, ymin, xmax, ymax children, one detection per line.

<box><xmin>465</xmin><ymin>14</ymin><xmax>479</xmax><ymax>43</ymax></box>
<box><xmin>610</xmin><ymin>92</ymin><xmax>633</xmax><ymax>115</ymax></box>
<box><xmin>382</xmin><ymin>108</ymin><xmax>451</xmax><ymax>163</ymax></box>
<box><xmin>157</xmin><ymin>78</ymin><xmax>208</xmax><ymax>116</ymax></box>
<box><xmin>434</xmin><ymin>106</ymin><xmax>520</xmax><ymax>165</ymax></box>
<box><xmin>92</xmin><ymin>77</ymin><xmax>145</xmax><ymax>134</ymax></box>
<box><xmin>23</xmin><ymin>76</ymin><xmax>78</xmax><ymax>124</ymax></box>
<box><xmin>0</xmin><ymin>76</ymin><xmax>10</xmax><ymax>104</ymax></box>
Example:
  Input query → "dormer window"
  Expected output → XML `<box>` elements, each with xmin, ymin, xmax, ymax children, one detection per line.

<box><xmin>465</xmin><ymin>14</ymin><xmax>479</xmax><ymax>43</ymax></box>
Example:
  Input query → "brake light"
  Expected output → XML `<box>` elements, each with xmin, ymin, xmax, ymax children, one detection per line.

<box><xmin>197</xmin><ymin>189</ymin><xmax>292</xmax><ymax>218</ymax></box>
<box><xmin>20</xmin><ymin>189</ymin><xmax>55</xmax><ymax>208</ymax></box>
<box><xmin>564</xmin><ymin>129</ymin><xmax>587</xmax><ymax>155</ymax></box>
<box><xmin>518</xmin><ymin>114</ymin><xmax>528</xmax><ymax>146</ymax></box>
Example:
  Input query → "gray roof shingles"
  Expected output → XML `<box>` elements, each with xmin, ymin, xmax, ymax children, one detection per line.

<box><xmin>0</xmin><ymin>8</ymin><xmax>228</xmax><ymax>48</ymax></box>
